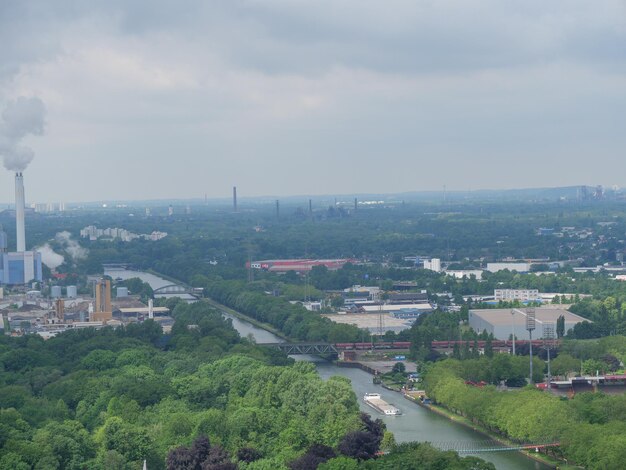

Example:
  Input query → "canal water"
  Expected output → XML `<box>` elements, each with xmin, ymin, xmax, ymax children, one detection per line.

<box><xmin>108</xmin><ymin>270</ymin><xmax>549</xmax><ymax>470</ymax></box>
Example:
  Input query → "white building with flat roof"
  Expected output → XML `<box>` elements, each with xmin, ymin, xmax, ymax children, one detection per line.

<box><xmin>487</xmin><ymin>262</ymin><xmax>531</xmax><ymax>273</ymax></box>
<box><xmin>468</xmin><ymin>307</ymin><xmax>587</xmax><ymax>340</ymax></box>
<box><xmin>423</xmin><ymin>258</ymin><xmax>441</xmax><ymax>272</ymax></box>
<box><xmin>446</xmin><ymin>270</ymin><xmax>484</xmax><ymax>279</ymax></box>
<box><xmin>494</xmin><ymin>289</ymin><xmax>540</xmax><ymax>302</ymax></box>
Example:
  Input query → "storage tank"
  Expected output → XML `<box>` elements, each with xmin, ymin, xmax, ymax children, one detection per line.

<box><xmin>116</xmin><ymin>287</ymin><xmax>129</xmax><ymax>298</ymax></box>
<box><xmin>66</xmin><ymin>285</ymin><xmax>77</xmax><ymax>298</ymax></box>
<box><xmin>51</xmin><ymin>286</ymin><xmax>62</xmax><ymax>298</ymax></box>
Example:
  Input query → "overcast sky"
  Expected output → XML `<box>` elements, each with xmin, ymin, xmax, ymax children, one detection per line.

<box><xmin>1</xmin><ymin>0</ymin><xmax>625</xmax><ymax>203</ymax></box>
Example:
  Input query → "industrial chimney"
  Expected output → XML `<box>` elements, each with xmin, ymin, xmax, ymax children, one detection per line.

<box><xmin>15</xmin><ymin>172</ymin><xmax>26</xmax><ymax>252</ymax></box>
<box><xmin>233</xmin><ymin>186</ymin><xmax>238</xmax><ymax>212</ymax></box>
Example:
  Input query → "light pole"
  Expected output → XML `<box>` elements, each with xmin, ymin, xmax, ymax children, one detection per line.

<box><xmin>526</xmin><ymin>309</ymin><xmax>536</xmax><ymax>384</ymax></box>
<box><xmin>511</xmin><ymin>309</ymin><xmax>516</xmax><ymax>355</ymax></box>
<box><xmin>544</xmin><ymin>323</ymin><xmax>555</xmax><ymax>391</ymax></box>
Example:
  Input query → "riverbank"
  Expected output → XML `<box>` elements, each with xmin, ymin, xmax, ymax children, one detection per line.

<box><xmin>421</xmin><ymin>403</ymin><xmax>559</xmax><ymax>468</ymax></box>
<box><xmin>147</xmin><ymin>269</ymin><xmax>292</xmax><ymax>341</ymax></box>
<box><xmin>202</xmin><ymin>297</ymin><xmax>291</xmax><ymax>341</ymax></box>
<box><xmin>344</xmin><ymin>360</ymin><xmax>560</xmax><ymax>469</ymax></box>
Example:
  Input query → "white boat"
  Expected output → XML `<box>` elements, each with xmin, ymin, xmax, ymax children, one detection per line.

<box><xmin>363</xmin><ymin>393</ymin><xmax>401</xmax><ymax>416</ymax></box>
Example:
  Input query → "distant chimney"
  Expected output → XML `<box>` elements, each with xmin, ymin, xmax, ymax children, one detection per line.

<box><xmin>15</xmin><ymin>173</ymin><xmax>26</xmax><ymax>251</ymax></box>
<box><xmin>275</xmin><ymin>200</ymin><xmax>280</xmax><ymax>219</ymax></box>
<box><xmin>233</xmin><ymin>186</ymin><xmax>238</xmax><ymax>212</ymax></box>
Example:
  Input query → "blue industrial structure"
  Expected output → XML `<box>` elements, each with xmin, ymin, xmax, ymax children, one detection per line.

<box><xmin>0</xmin><ymin>227</ymin><xmax>42</xmax><ymax>285</ymax></box>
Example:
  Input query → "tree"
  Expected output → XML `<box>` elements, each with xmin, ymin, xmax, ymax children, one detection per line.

<box><xmin>338</xmin><ymin>431</ymin><xmax>380</xmax><ymax>460</ymax></box>
<box><xmin>237</xmin><ymin>448</ymin><xmax>262</xmax><ymax>463</ymax></box>
<box><xmin>289</xmin><ymin>444</ymin><xmax>336</xmax><ymax>470</ymax></box>
<box><xmin>380</xmin><ymin>431</ymin><xmax>396</xmax><ymax>452</ymax></box>
<box><xmin>600</xmin><ymin>353</ymin><xmax>621</xmax><ymax>372</ymax></box>
<box><xmin>190</xmin><ymin>436</ymin><xmax>212</xmax><ymax>469</ymax></box>
<box><xmin>101</xmin><ymin>417</ymin><xmax>152</xmax><ymax>463</ymax></box>
<box><xmin>318</xmin><ymin>456</ymin><xmax>358</xmax><ymax>470</ymax></box>
<box><xmin>201</xmin><ymin>445</ymin><xmax>235</xmax><ymax>470</ymax></box>
<box><xmin>0</xmin><ymin>452</ymin><xmax>29</xmax><ymax>470</ymax></box>
<box><xmin>452</xmin><ymin>342</ymin><xmax>461</xmax><ymax>360</ymax></box>
<box><xmin>556</xmin><ymin>315</ymin><xmax>565</xmax><ymax>338</ymax></box>
<box><xmin>551</xmin><ymin>353</ymin><xmax>580</xmax><ymax>376</ymax></box>
<box><xmin>167</xmin><ymin>446</ymin><xmax>193</xmax><ymax>470</ymax></box>
<box><xmin>484</xmin><ymin>337</ymin><xmax>493</xmax><ymax>358</ymax></box>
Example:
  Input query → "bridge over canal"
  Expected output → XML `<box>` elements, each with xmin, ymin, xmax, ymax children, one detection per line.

<box><xmin>434</xmin><ymin>440</ymin><xmax>560</xmax><ymax>454</ymax></box>
<box><xmin>264</xmin><ymin>341</ymin><xmax>412</xmax><ymax>355</ymax></box>
<box><xmin>153</xmin><ymin>284</ymin><xmax>198</xmax><ymax>298</ymax></box>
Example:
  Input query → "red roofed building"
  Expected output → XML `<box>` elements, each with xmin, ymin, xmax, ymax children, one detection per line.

<box><xmin>246</xmin><ymin>259</ymin><xmax>356</xmax><ymax>272</ymax></box>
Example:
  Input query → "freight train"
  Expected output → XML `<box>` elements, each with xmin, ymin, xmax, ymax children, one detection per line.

<box><xmin>430</xmin><ymin>339</ymin><xmax>556</xmax><ymax>349</ymax></box>
<box><xmin>334</xmin><ymin>341</ymin><xmax>411</xmax><ymax>350</ymax></box>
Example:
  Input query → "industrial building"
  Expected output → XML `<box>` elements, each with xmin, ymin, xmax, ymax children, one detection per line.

<box><xmin>90</xmin><ymin>278</ymin><xmax>113</xmax><ymax>323</ymax></box>
<box><xmin>247</xmin><ymin>258</ymin><xmax>356</xmax><ymax>272</ymax></box>
<box><xmin>494</xmin><ymin>289</ymin><xmax>540</xmax><ymax>302</ymax></box>
<box><xmin>361</xmin><ymin>303</ymin><xmax>433</xmax><ymax>315</ymax></box>
<box><xmin>445</xmin><ymin>269</ymin><xmax>484</xmax><ymax>279</ymax></box>
<box><xmin>468</xmin><ymin>307</ymin><xmax>588</xmax><ymax>340</ymax></box>
<box><xmin>0</xmin><ymin>173</ymin><xmax>43</xmax><ymax>285</ymax></box>
<box><xmin>486</xmin><ymin>262</ymin><xmax>531</xmax><ymax>273</ymax></box>
<box><xmin>423</xmin><ymin>258</ymin><xmax>441</xmax><ymax>272</ymax></box>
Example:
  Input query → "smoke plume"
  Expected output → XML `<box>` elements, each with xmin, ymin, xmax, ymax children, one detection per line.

<box><xmin>0</xmin><ymin>96</ymin><xmax>46</xmax><ymax>171</ymax></box>
<box><xmin>39</xmin><ymin>243</ymin><xmax>65</xmax><ymax>270</ymax></box>
<box><xmin>37</xmin><ymin>232</ymin><xmax>88</xmax><ymax>269</ymax></box>
<box><xmin>55</xmin><ymin>231</ymin><xmax>88</xmax><ymax>260</ymax></box>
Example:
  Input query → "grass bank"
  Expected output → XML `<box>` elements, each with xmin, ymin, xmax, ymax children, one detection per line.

<box><xmin>147</xmin><ymin>269</ymin><xmax>291</xmax><ymax>341</ymax></box>
<box><xmin>425</xmin><ymin>403</ymin><xmax>560</xmax><ymax>468</ymax></box>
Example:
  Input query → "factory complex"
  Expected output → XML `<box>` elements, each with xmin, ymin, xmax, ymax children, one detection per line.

<box><xmin>1</xmin><ymin>279</ymin><xmax>172</xmax><ymax>339</ymax></box>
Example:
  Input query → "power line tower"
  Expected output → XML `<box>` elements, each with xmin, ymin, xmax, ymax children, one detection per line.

<box><xmin>526</xmin><ymin>308</ymin><xmax>536</xmax><ymax>384</ymax></box>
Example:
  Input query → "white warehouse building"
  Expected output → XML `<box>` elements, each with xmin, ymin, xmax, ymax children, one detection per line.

<box><xmin>468</xmin><ymin>308</ymin><xmax>588</xmax><ymax>340</ymax></box>
<box><xmin>487</xmin><ymin>262</ymin><xmax>531</xmax><ymax>273</ymax></box>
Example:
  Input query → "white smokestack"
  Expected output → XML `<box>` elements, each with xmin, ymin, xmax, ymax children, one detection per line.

<box><xmin>15</xmin><ymin>172</ymin><xmax>25</xmax><ymax>251</ymax></box>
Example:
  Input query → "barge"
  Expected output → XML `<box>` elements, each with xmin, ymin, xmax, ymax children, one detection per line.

<box><xmin>363</xmin><ymin>393</ymin><xmax>401</xmax><ymax>416</ymax></box>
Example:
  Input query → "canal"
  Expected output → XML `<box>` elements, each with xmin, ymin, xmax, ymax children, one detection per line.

<box><xmin>105</xmin><ymin>270</ymin><xmax>550</xmax><ymax>470</ymax></box>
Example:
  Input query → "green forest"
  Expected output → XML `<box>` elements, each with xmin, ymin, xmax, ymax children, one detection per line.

<box><xmin>0</xmin><ymin>301</ymin><xmax>494</xmax><ymax>469</ymax></box>
<box><xmin>424</xmin><ymin>359</ymin><xmax>626</xmax><ymax>470</ymax></box>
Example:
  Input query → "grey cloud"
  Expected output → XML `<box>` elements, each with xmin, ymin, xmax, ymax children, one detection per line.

<box><xmin>3</xmin><ymin>1</ymin><xmax>625</xmax><ymax>79</ymax></box>
<box><xmin>0</xmin><ymin>1</ymin><xmax>625</xmax><ymax>201</ymax></box>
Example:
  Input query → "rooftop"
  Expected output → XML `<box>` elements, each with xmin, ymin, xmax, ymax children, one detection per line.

<box><xmin>469</xmin><ymin>307</ymin><xmax>587</xmax><ymax>326</ymax></box>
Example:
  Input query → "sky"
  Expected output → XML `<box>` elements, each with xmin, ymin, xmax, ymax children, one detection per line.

<box><xmin>0</xmin><ymin>0</ymin><xmax>625</xmax><ymax>204</ymax></box>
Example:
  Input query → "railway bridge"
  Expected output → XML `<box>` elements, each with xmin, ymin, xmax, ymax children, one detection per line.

<box><xmin>265</xmin><ymin>341</ymin><xmax>412</xmax><ymax>355</ymax></box>
<box><xmin>153</xmin><ymin>284</ymin><xmax>198</xmax><ymax>298</ymax></box>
